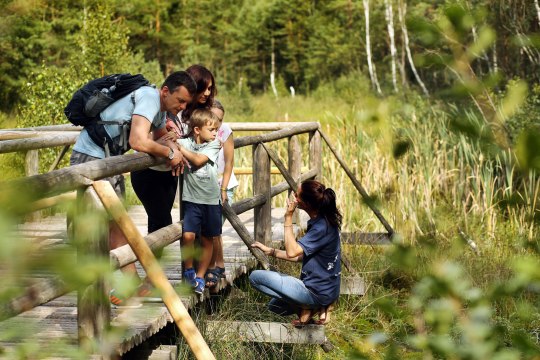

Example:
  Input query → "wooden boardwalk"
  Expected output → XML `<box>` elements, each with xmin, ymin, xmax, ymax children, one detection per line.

<box><xmin>0</xmin><ymin>205</ymin><xmax>297</xmax><ymax>357</ymax></box>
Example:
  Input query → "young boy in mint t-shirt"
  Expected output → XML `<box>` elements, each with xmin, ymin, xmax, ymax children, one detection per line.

<box><xmin>177</xmin><ymin>109</ymin><xmax>221</xmax><ymax>294</ymax></box>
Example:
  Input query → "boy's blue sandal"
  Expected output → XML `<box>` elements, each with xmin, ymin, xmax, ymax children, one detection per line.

<box><xmin>183</xmin><ymin>268</ymin><xmax>196</xmax><ymax>286</ymax></box>
<box><xmin>193</xmin><ymin>277</ymin><xmax>205</xmax><ymax>295</ymax></box>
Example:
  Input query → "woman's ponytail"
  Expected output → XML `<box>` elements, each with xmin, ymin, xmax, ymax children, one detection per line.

<box><xmin>299</xmin><ymin>180</ymin><xmax>342</xmax><ymax>230</ymax></box>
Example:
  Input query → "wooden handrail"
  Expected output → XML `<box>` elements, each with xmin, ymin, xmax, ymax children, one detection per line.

<box><xmin>234</xmin><ymin>122</ymin><xmax>319</xmax><ymax>148</ymax></box>
<box><xmin>0</xmin><ymin>122</ymin><xmax>319</xmax><ymax>154</ymax></box>
<box><xmin>1</xmin><ymin>152</ymin><xmax>164</xmax><ymax>202</ymax></box>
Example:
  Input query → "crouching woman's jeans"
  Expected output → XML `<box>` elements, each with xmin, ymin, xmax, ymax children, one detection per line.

<box><xmin>249</xmin><ymin>270</ymin><xmax>320</xmax><ymax>316</ymax></box>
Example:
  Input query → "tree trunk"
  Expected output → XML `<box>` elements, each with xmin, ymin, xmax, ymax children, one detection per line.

<box><xmin>535</xmin><ymin>0</ymin><xmax>540</xmax><ymax>28</ymax></box>
<box><xmin>363</xmin><ymin>0</ymin><xmax>382</xmax><ymax>95</ymax></box>
<box><xmin>398</xmin><ymin>0</ymin><xmax>429</xmax><ymax>97</ymax></box>
<box><xmin>384</xmin><ymin>0</ymin><xmax>398</xmax><ymax>92</ymax></box>
<box><xmin>271</xmin><ymin>38</ymin><xmax>278</xmax><ymax>98</ymax></box>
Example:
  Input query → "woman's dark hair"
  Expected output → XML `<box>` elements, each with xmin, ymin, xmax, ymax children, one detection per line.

<box><xmin>182</xmin><ymin>64</ymin><xmax>216</xmax><ymax>121</ymax></box>
<box><xmin>299</xmin><ymin>180</ymin><xmax>342</xmax><ymax>230</ymax></box>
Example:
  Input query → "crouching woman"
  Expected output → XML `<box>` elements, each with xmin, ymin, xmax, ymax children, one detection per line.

<box><xmin>250</xmin><ymin>180</ymin><xmax>341</xmax><ymax>325</ymax></box>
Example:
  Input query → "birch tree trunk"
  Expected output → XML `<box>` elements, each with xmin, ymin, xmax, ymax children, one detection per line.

<box><xmin>398</xmin><ymin>0</ymin><xmax>429</xmax><ymax>97</ymax></box>
<box><xmin>363</xmin><ymin>0</ymin><xmax>382</xmax><ymax>95</ymax></box>
<box><xmin>384</xmin><ymin>0</ymin><xmax>398</xmax><ymax>92</ymax></box>
<box><xmin>535</xmin><ymin>0</ymin><xmax>540</xmax><ymax>28</ymax></box>
<box><xmin>271</xmin><ymin>38</ymin><xmax>278</xmax><ymax>98</ymax></box>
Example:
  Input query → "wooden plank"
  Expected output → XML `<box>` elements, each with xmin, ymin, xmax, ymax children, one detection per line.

<box><xmin>340</xmin><ymin>276</ymin><xmax>366</xmax><ymax>295</ymax></box>
<box><xmin>206</xmin><ymin>321</ymin><xmax>326</xmax><ymax>344</ymax></box>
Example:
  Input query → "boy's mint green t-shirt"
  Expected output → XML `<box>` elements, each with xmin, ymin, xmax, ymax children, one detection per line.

<box><xmin>179</xmin><ymin>137</ymin><xmax>221</xmax><ymax>205</ymax></box>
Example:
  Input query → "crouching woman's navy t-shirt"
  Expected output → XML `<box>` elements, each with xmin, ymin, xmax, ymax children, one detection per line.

<box><xmin>297</xmin><ymin>216</ymin><xmax>341</xmax><ymax>306</ymax></box>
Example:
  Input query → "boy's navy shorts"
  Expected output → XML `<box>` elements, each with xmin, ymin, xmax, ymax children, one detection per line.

<box><xmin>182</xmin><ymin>201</ymin><xmax>222</xmax><ymax>237</ymax></box>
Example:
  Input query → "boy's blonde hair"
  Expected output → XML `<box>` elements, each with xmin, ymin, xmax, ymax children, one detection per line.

<box><xmin>190</xmin><ymin>108</ymin><xmax>219</xmax><ymax>129</ymax></box>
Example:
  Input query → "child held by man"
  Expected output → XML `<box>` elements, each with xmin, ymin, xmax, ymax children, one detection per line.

<box><xmin>177</xmin><ymin>108</ymin><xmax>221</xmax><ymax>294</ymax></box>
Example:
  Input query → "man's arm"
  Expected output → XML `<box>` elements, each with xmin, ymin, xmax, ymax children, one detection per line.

<box><xmin>129</xmin><ymin>115</ymin><xmax>182</xmax><ymax>167</ymax></box>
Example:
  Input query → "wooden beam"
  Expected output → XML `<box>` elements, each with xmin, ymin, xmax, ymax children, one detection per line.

<box><xmin>228</xmin><ymin>122</ymin><xmax>315</xmax><ymax>131</ymax></box>
<box><xmin>309</xmin><ymin>130</ymin><xmax>322</xmax><ymax>181</ymax></box>
<box><xmin>288</xmin><ymin>135</ymin><xmax>301</xmax><ymax>224</ymax></box>
<box><xmin>222</xmin><ymin>201</ymin><xmax>272</xmax><ymax>270</ymax></box>
<box><xmin>253</xmin><ymin>143</ymin><xmax>271</xmax><ymax>245</ymax></box>
<box><xmin>234</xmin><ymin>123</ymin><xmax>319</xmax><ymax>149</ymax></box>
<box><xmin>1</xmin><ymin>125</ymin><xmax>82</xmax><ymax>132</ymax></box>
<box><xmin>233</xmin><ymin>166</ymin><xmax>307</xmax><ymax>175</ymax></box>
<box><xmin>92</xmin><ymin>181</ymin><xmax>215</xmax><ymax>360</ymax></box>
<box><xmin>260</xmin><ymin>142</ymin><xmax>297</xmax><ymax>191</ymax></box>
<box><xmin>110</xmin><ymin>223</ymin><xmax>182</xmax><ymax>269</ymax></box>
<box><xmin>48</xmin><ymin>145</ymin><xmax>71</xmax><ymax>172</ymax></box>
<box><xmin>76</xmin><ymin>186</ymin><xmax>110</xmax><ymax>354</ymax></box>
<box><xmin>206</xmin><ymin>321</ymin><xmax>326</xmax><ymax>344</ymax></box>
<box><xmin>1</xmin><ymin>152</ymin><xmax>163</xmax><ymax>203</ymax></box>
<box><xmin>318</xmin><ymin>128</ymin><xmax>395</xmax><ymax>236</ymax></box>
<box><xmin>26</xmin><ymin>191</ymin><xmax>77</xmax><ymax>212</ymax></box>
<box><xmin>0</xmin><ymin>132</ymin><xmax>79</xmax><ymax>153</ymax></box>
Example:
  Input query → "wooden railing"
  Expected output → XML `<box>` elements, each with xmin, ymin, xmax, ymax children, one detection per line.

<box><xmin>0</xmin><ymin>121</ymin><xmax>394</xmax><ymax>358</ymax></box>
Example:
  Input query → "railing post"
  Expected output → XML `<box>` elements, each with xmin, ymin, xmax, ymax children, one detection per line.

<box><xmin>253</xmin><ymin>143</ymin><xmax>271</xmax><ymax>245</ymax></box>
<box><xmin>288</xmin><ymin>135</ymin><xmax>301</xmax><ymax>224</ymax></box>
<box><xmin>75</xmin><ymin>185</ymin><xmax>111</xmax><ymax>357</ymax></box>
<box><xmin>25</xmin><ymin>150</ymin><xmax>39</xmax><ymax>220</ymax></box>
<box><xmin>309</xmin><ymin>130</ymin><xmax>322</xmax><ymax>181</ymax></box>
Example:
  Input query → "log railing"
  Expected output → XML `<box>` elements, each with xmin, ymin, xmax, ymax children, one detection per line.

<box><xmin>0</xmin><ymin>121</ymin><xmax>394</xmax><ymax>358</ymax></box>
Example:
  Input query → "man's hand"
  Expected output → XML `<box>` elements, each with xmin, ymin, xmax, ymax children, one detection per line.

<box><xmin>156</xmin><ymin>131</ymin><xmax>178</xmax><ymax>145</ymax></box>
<box><xmin>167</xmin><ymin>146</ymin><xmax>184</xmax><ymax>175</ymax></box>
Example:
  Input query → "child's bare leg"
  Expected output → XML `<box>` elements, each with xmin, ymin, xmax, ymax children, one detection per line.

<box><xmin>197</xmin><ymin>235</ymin><xmax>214</xmax><ymax>279</ymax></box>
<box><xmin>215</xmin><ymin>235</ymin><xmax>225</xmax><ymax>269</ymax></box>
<box><xmin>181</xmin><ymin>232</ymin><xmax>197</xmax><ymax>270</ymax></box>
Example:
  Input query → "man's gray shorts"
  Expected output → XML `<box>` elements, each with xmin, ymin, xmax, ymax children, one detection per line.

<box><xmin>70</xmin><ymin>150</ymin><xmax>125</xmax><ymax>198</ymax></box>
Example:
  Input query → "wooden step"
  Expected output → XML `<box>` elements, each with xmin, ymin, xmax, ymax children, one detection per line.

<box><xmin>206</xmin><ymin>321</ymin><xmax>326</xmax><ymax>344</ymax></box>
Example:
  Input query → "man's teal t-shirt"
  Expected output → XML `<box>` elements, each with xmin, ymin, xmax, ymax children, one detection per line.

<box><xmin>179</xmin><ymin>137</ymin><xmax>221</xmax><ymax>205</ymax></box>
<box><xmin>73</xmin><ymin>86</ymin><xmax>166</xmax><ymax>158</ymax></box>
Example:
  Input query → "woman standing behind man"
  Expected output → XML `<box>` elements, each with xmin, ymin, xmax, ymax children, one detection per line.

<box><xmin>250</xmin><ymin>180</ymin><xmax>341</xmax><ymax>325</ymax></box>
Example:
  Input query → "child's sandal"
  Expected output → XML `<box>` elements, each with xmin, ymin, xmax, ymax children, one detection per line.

<box><xmin>193</xmin><ymin>277</ymin><xmax>205</xmax><ymax>295</ymax></box>
<box><xmin>182</xmin><ymin>268</ymin><xmax>196</xmax><ymax>286</ymax></box>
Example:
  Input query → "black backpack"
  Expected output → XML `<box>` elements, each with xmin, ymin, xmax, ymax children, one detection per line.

<box><xmin>64</xmin><ymin>73</ymin><xmax>151</xmax><ymax>156</ymax></box>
